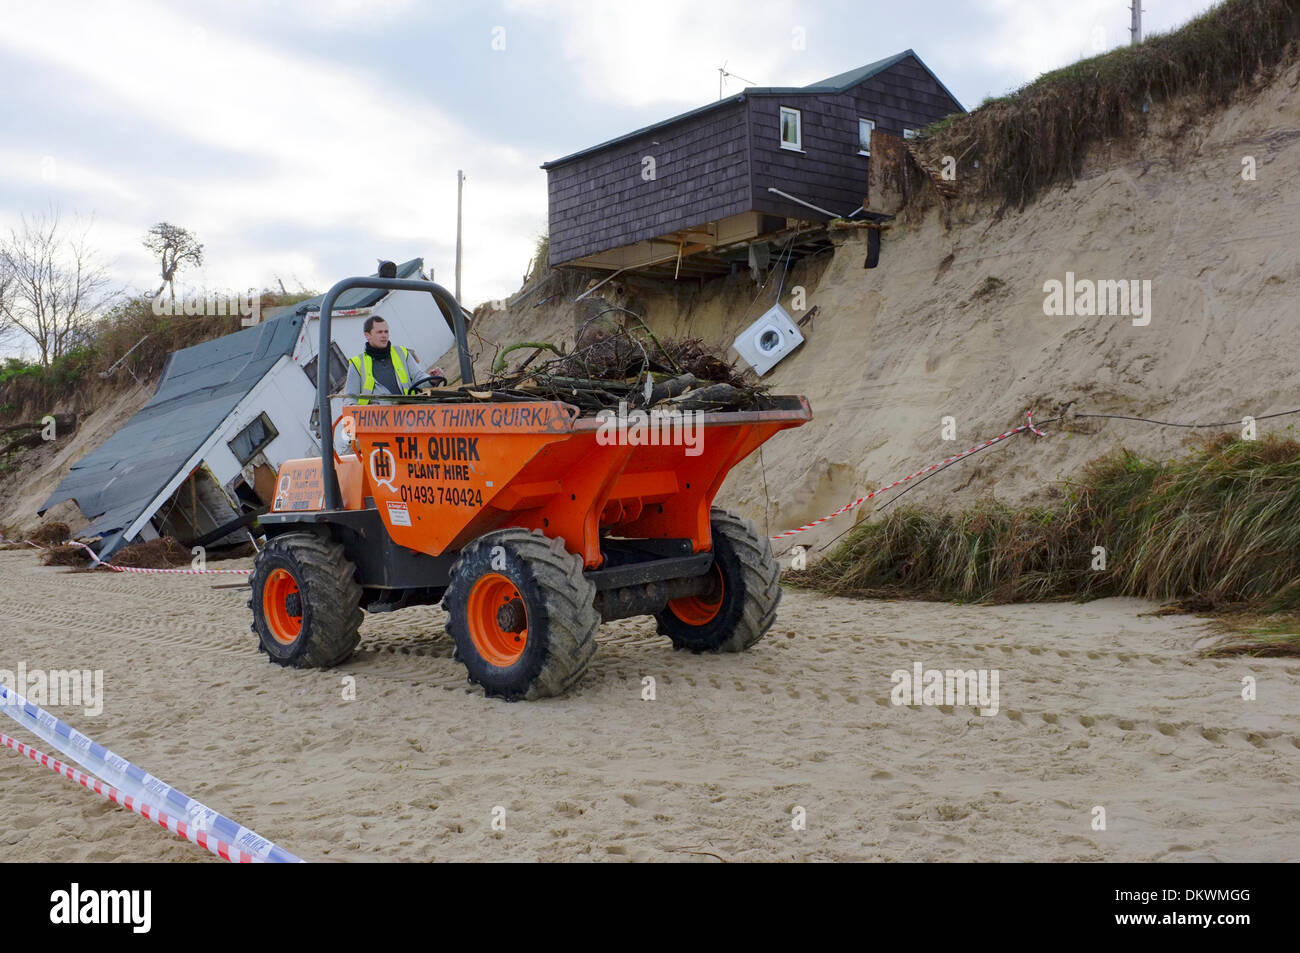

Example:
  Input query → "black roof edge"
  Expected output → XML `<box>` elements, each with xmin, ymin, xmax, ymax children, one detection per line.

<box><xmin>540</xmin><ymin>49</ymin><xmax>963</xmax><ymax>171</ymax></box>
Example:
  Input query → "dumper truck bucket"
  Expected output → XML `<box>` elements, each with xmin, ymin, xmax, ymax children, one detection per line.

<box><xmin>340</xmin><ymin>397</ymin><xmax>810</xmax><ymax>567</ymax></box>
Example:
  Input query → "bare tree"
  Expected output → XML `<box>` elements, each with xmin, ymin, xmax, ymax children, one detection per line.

<box><xmin>143</xmin><ymin>222</ymin><xmax>203</xmax><ymax>301</ymax></box>
<box><xmin>0</xmin><ymin>254</ymin><xmax>13</xmax><ymax>338</ymax></box>
<box><xmin>0</xmin><ymin>212</ymin><xmax>114</xmax><ymax>368</ymax></box>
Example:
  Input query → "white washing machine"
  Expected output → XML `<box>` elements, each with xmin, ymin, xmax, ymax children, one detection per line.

<box><xmin>732</xmin><ymin>303</ymin><xmax>805</xmax><ymax>377</ymax></box>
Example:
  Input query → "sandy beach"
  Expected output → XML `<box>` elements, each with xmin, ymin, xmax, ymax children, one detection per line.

<box><xmin>1</xmin><ymin>548</ymin><xmax>1295</xmax><ymax>862</ymax></box>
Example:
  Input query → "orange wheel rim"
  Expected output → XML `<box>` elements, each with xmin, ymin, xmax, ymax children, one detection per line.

<box><xmin>466</xmin><ymin>573</ymin><xmax>529</xmax><ymax>667</ymax></box>
<box><xmin>263</xmin><ymin>568</ymin><xmax>303</xmax><ymax>644</ymax></box>
<box><xmin>668</xmin><ymin>565</ymin><xmax>725</xmax><ymax>626</ymax></box>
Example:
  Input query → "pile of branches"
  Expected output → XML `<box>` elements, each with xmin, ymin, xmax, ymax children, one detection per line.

<box><xmin>406</xmin><ymin>323</ymin><xmax>769</xmax><ymax>415</ymax></box>
<box><xmin>40</xmin><ymin>543</ymin><xmax>94</xmax><ymax>568</ymax></box>
<box><xmin>0</xmin><ymin>521</ymin><xmax>71</xmax><ymax>551</ymax></box>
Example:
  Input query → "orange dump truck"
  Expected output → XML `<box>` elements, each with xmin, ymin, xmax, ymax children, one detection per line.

<box><xmin>253</xmin><ymin>277</ymin><xmax>811</xmax><ymax>700</ymax></box>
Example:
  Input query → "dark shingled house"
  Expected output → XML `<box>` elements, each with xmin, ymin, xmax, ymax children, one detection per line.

<box><xmin>542</xmin><ymin>49</ymin><xmax>963</xmax><ymax>277</ymax></box>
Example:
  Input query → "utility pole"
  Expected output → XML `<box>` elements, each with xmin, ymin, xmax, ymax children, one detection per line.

<box><xmin>1130</xmin><ymin>1</ymin><xmax>1143</xmax><ymax>45</ymax></box>
<box><xmin>455</xmin><ymin>169</ymin><xmax>464</xmax><ymax>304</ymax></box>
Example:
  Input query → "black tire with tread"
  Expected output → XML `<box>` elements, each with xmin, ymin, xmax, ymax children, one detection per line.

<box><xmin>654</xmin><ymin>507</ymin><xmax>781</xmax><ymax>653</ymax></box>
<box><xmin>249</xmin><ymin>532</ymin><xmax>363</xmax><ymax>668</ymax></box>
<box><xmin>443</xmin><ymin>528</ymin><xmax>599</xmax><ymax>701</ymax></box>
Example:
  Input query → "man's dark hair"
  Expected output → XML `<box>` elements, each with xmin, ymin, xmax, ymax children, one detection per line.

<box><xmin>363</xmin><ymin>315</ymin><xmax>388</xmax><ymax>334</ymax></box>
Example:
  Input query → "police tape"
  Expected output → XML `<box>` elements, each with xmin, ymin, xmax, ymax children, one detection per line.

<box><xmin>770</xmin><ymin>410</ymin><xmax>1047</xmax><ymax>540</ymax></box>
<box><xmin>0</xmin><ymin>681</ymin><xmax>302</xmax><ymax>863</ymax></box>
<box><xmin>0</xmin><ymin>731</ymin><xmax>261</xmax><ymax>863</ymax></box>
<box><xmin>68</xmin><ymin>540</ymin><xmax>252</xmax><ymax>575</ymax></box>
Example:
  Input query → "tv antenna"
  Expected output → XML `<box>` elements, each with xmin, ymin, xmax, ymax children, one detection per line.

<box><xmin>718</xmin><ymin>62</ymin><xmax>757</xmax><ymax>100</ymax></box>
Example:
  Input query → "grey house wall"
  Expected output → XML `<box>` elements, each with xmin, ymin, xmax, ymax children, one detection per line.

<box><xmin>546</xmin><ymin>99</ymin><xmax>750</xmax><ymax>265</ymax></box>
<box><xmin>749</xmin><ymin>56</ymin><xmax>964</xmax><ymax>221</ymax></box>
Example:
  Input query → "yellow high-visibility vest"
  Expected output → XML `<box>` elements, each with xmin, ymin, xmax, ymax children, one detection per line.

<box><xmin>349</xmin><ymin>345</ymin><xmax>412</xmax><ymax>406</ymax></box>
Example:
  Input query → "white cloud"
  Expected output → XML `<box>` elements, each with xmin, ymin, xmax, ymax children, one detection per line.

<box><xmin>0</xmin><ymin>1</ymin><xmax>540</xmax><ymax>306</ymax></box>
<box><xmin>268</xmin><ymin>0</ymin><xmax>418</xmax><ymax>29</ymax></box>
<box><xmin>504</xmin><ymin>0</ymin><xmax>816</xmax><ymax>108</ymax></box>
<box><xmin>0</xmin><ymin>151</ymin><xmax>141</xmax><ymax>205</ymax></box>
<box><xmin>977</xmin><ymin>0</ymin><xmax>1217</xmax><ymax>82</ymax></box>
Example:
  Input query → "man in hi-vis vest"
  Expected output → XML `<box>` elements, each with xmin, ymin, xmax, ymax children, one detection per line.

<box><xmin>334</xmin><ymin>314</ymin><xmax>444</xmax><ymax>454</ymax></box>
<box><xmin>344</xmin><ymin>314</ymin><xmax>438</xmax><ymax>405</ymax></box>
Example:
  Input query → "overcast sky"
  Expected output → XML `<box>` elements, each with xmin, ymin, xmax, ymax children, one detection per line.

<box><xmin>0</xmin><ymin>0</ymin><xmax>1215</xmax><ymax>342</ymax></box>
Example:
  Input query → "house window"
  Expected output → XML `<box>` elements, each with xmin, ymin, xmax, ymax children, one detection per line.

<box><xmin>228</xmin><ymin>412</ymin><xmax>278</xmax><ymax>465</ymax></box>
<box><xmin>302</xmin><ymin>341</ymin><xmax>348</xmax><ymax>393</ymax></box>
<box><xmin>858</xmin><ymin>118</ymin><xmax>876</xmax><ymax>155</ymax></box>
<box><xmin>779</xmin><ymin>107</ymin><xmax>802</xmax><ymax>151</ymax></box>
<box><xmin>903</xmin><ymin>128</ymin><xmax>918</xmax><ymax>140</ymax></box>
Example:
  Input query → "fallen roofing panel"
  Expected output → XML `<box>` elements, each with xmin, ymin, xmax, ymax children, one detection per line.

<box><xmin>40</xmin><ymin>313</ymin><xmax>304</xmax><ymax>556</ymax></box>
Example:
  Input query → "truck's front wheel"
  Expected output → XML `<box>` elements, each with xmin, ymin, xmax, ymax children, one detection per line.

<box><xmin>444</xmin><ymin>529</ymin><xmax>599</xmax><ymax>700</ymax></box>
<box><xmin>249</xmin><ymin>532</ymin><xmax>363</xmax><ymax>668</ymax></box>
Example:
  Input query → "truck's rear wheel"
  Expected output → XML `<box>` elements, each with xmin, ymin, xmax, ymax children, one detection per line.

<box><xmin>444</xmin><ymin>529</ymin><xmax>599</xmax><ymax>700</ymax></box>
<box><xmin>655</xmin><ymin>508</ymin><xmax>781</xmax><ymax>652</ymax></box>
<box><xmin>249</xmin><ymin>532</ymin><xmax>362</xmax><ymax>668</ymax></box>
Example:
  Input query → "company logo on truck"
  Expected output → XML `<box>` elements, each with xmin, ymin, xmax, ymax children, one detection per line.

<box><xmin>369</xmin><ymin>443</ymin><xmax>398</xmax><ymax>491</ymax></box>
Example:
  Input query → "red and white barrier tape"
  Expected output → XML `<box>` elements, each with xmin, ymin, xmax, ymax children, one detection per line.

<box><xmin>770</xmin><ymin>410</ymin><xmax>1047</xmax><ymax>540</ymax></box>
<box><xmin>68</xmin><ymin>540</ymin><xmax>251</xmax><ymax>575</ymax></box>
<box><xmin>29</xmin><ymin>410</ymin><xmax>1047</xmax><ymax>563</ymax></box>
<box><xmin>0</xmin><ymin>732</ymin><xmax>259</xmax><ymax>863</ymax></box>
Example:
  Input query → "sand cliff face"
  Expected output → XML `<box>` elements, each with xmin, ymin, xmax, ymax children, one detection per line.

<box><xmin>0</xmin><ymin>383</ymin><xmax>154</xmax><ymax>538</ymax></box>
<box><xmin>463</xmin><ymin>61</ymin><xmax>1300</xmax><ymax>556</ymax></box>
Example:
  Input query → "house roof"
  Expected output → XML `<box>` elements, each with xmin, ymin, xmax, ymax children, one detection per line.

<box><xmin>282</xmin><ymin>256</ymin><xmax>468</xmax><ymax>328</ymax></box>
<box><xmin>287</xmin><ymin>257</ymin><xmax>424</xmax><ymax>315</ymax></box>
<box><xmin>805</xmin><ymin>50</ymin><xmax>915</xmax><ymax>91</ymax></box>
<box><xmin>40</xmin><ymin>313</ymin><xmax>304</xmax><ymax>557</ymax></box>
<box><xmin>541</xmin><ymin>49</ymin><xmax>963</xmax><ymax>170</ymax></box>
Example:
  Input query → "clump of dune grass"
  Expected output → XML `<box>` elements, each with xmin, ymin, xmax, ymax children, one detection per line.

<box><xmin>1109</xmin><ymin>433</ymin><xmax>1300</xmax><ymax>608</ymax></box>
<box><xmin>911</xmin><ymin>0</ymin><xmax>1300</xmax><ymax>210</ymax></box>
<box><xmin>799</xmin><ymin>434</ymin><xmax>1300</xmax><ymax>617</ymax></box>
<box><xmin>796</xmin><ymin>500</ymin><xmax>1098</xmax><ymax>604</ymax></box>
<box><xmin>1199</xmin><ymin>613</ymin><xmax>1300</xmax><ymax>657</ymax></box>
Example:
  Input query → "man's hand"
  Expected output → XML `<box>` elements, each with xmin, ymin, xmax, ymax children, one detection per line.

<box><xmin>426</xmin><ymin>365</ymin><xmax>447</xmax><ymax>385</ymax></box>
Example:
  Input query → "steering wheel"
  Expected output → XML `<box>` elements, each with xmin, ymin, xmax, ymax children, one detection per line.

<box><xmin>406</xmin><ymin>372</ymin><xmax>447</xmax><ymax>393</ymax></box>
